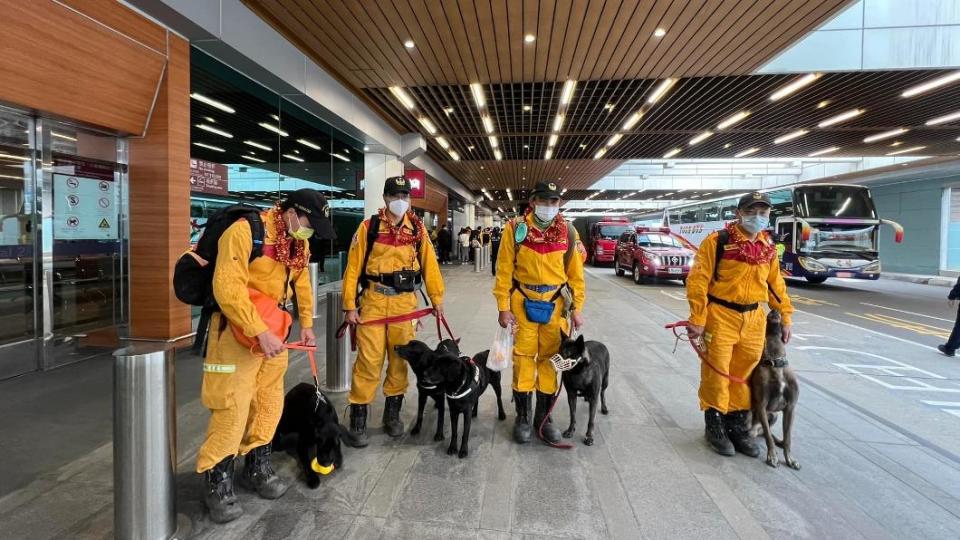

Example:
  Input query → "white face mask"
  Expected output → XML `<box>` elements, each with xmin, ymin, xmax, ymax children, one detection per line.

<box><xmin>535</xmin><ymin>204</ymin><xmax>559</xmax><ymax>222</ymax></box>
<box><xmin>388</xmin><ymin>199</ymin><xmax>409</xmax><ymax>217</ymax></box>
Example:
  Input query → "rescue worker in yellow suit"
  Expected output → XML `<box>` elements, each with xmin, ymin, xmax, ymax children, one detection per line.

<box><xmin>686</xmin><ymin>192</ymin><xmax>794</xmax><ymax>457</ymax></box>
<box><xmin>342</xmin><ymin>176</ymin><xmax>445</xmax><ymax>446</ymax></box>
<box><xmin>198</xmin><ymin>189</ymin><xmax>333</xmax><ymax>523</ymax></box>
<box><xmin>494</xmin><ymin>181</ymin><xmax>586</xmax><ymax>444</ymax></box>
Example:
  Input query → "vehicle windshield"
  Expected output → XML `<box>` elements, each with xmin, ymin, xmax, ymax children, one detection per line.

<box><xmin>794</xmin><ymin>186</ymin><xmax>876</xmax><ymax>219</ymax></box>
<box><xmin>598</xmin><ymin>225</ymin><xmax>629</xmax><ymax>239</ymax></box>
<box><xmin>638</xmin><ymin>234</ymin><xmax>684</xmax><ymax>248</ymax></box>
<box><xmin>801</xmin><ymin>224</ymin><xmax>877</xmax><ymax>254</ymax></box>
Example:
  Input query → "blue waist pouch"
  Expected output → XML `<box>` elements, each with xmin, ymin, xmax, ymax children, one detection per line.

<box><xmin>523</xmin><ymin>298</ymin><xmax>556</xmax><ymax>324</ymax></box>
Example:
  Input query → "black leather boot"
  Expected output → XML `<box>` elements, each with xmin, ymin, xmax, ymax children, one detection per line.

<box><xmin>534</xmin><ymin>391</ymin><xmax>562</xmax><ymax>444</ymax></box>
<box><xmin>513</xmin><ymin>391</ymin><xmax>533</xmax><ymax>444</ymax></box>
<box><xmin>704</xmin><ymin>408</ymin><xmax>735</xmax><ymax>456</ymax></box>
<box><xmin>240</xmin><ymin>443</ymin><xmax>289</xmax><ymax>499</ymax></box>
<box><xmin>383</xmin><ymin>395</ymin><xmax>405</xmax><ymax>438</ymax></box>
<box><xmin>349</xmin><ymin>403</ymin><xmax>370</xmax><ymax>448</ymax></box>
<box><xmin>724</xmin><ymin>410</ymin><xmax>760</xmax><ymax>457</ymax></box>
<box><xmin>203</xmin><ymin>456</ymin><xmax>243</xmax><ymax>523</ymax></box>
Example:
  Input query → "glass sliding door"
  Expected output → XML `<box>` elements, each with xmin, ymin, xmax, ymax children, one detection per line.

<box><xmin>0</xmin><ymin>107</ymin><xmax>38</xmax><ymax>379</ymax></box>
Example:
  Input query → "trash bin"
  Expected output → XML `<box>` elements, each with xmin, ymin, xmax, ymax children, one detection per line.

<box><xmin>325</xmin><ymin>290</ymin><xmax>352</xmax><ymax>392</ymax></box>
<box><xmin>113</xmin><ymin>343</ymin><xmax>178</xmax><ymax>540</ymax></box>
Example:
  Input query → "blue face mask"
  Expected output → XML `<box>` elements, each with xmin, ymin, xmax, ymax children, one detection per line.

<box><xmin>740</xmin><ymin>214</ymin><xmax>769</xmax><ymax>234</ymax></box>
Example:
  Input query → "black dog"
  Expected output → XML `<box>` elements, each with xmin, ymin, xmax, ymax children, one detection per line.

<box><xmin>749</xmin><ymin>309</ymin><xmax>800</xmax><ymax>470</ymax></box>
<box><xmin>395</xmin><ymin>339</ymin><xmax>456</xmax><ymax>441</ymax></box>
<box><xmin>558</xmin><ymin>332</ymin><xmax>610</xmax><ymax>446</ymax></box>
<box><xmin>273</xmin><ymin>383</ymin><xmax>356</xmax><ymax>488</ymax></box>
<box><xmin>422</xmin><ymin>350</ymin><xmax>504</xmax><ymax>458</ymax></box>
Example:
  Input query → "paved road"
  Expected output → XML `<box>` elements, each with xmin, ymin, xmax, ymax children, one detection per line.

<box><xmin>587</xmin><ymin>265</ymin><xmax>960</xmax><ymax>468</ymax></box>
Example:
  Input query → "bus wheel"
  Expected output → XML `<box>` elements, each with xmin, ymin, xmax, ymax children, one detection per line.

<box><xmin>615</xmin><ymin>260</ymin><xmax>625</xmax><ymax>277</ymax></box>
<box><xmin>805</xmin><ymin>275</ymin><xmax>828</xmax><ymax>284</ymax></box>
<box><xmin>633</xmin><ymin>264</ymin><xmax>644</xmax><ymax>285</ymax></box>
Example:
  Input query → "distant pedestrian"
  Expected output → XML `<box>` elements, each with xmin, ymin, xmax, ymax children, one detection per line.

<box><xmin>938</xmin><ymin>277</ymin><xmax>960</xmax><ymax>357</ymax></box>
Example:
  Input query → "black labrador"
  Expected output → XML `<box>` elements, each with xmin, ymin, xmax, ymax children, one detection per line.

<box><xmin>273</xmin><ymin>383</ymin><xmax>358</xmax><ymax>488</ymax></box>
<box><xmin>558</xmin><ymin>332</ymin><xmax>610</xmax><ymax>446</ymax></box>
<box><xmin>749</xmin><ymin>309</ymin><xmax>800</xmax><ymax>470</ymax></box>
<box><xmin>395</xmin><ymin>339</ymin><xmax>459</xmax><ymax>441</ymax></box>
<box><xmin>422</xmin><ymin>349</ymin><xmax>504</xmax><ymax>458</ymax></box>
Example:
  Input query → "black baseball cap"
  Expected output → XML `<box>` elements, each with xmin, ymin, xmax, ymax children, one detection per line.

<box><xmin>738</xmin><ymin>191</ymin><xmax>772</xmax><ymax>210</ymax></box>
<box><xmin>384</xmin><ymin>176</ymin><xmax>411</xmax><ymax>196</ymax></box>
<box><xmin>285</xmin><ymin>189</ymin><xmax>335</xmax><ymax>239</ymax></box>
<box><xmin>531</xmin><ymin>181</ymin><xmax>562</xmax><ymax>199</ymax></box>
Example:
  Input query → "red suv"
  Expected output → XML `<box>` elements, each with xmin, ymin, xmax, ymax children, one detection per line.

<box><xmin>614</xmin><ymin>227</ymin><xmax>696</xmax><ymax>284</ymax></box>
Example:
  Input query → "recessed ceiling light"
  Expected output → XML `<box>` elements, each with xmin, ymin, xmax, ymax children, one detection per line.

<box><xmin>418</xmin><ymin>117</ymin><xmax>438</xmax><ymax>134</ymax></box>
<box><xmin>724</xmin><ymin>143</ymin><xmax>732</xmax><ymax>149</ymax></box>
<box><xmin>818</xmin><ymin>108</ymin><xmax>864</xmax><ymax>127</ymax></box>
<box><xmin>196</xmin><ymin>124</ymin><xmax>233</xmax><ymax>138</ymax></box>
<box><xmin>204</xmin><ymin>116</ymin><xmax>216</xmax><ymax>123</ymax></box>
<box><xmin>482</xmin><ymin>115</ymin><xmax>494</xmax><ymax>134</ymax></box>
<box><xmin>594</xmin><ymin>147</ymin><xmax>608</xmax><ymax>159</ymax></box>
<box><xmin>523</xmin><ymin>144</ymin><xmax>529</xmax><ymax>149</ymax></box>
<box><xmin>717</xmin><ymin>111</ymin><xmax>750</xmax><ymax>130</ymax></box>
<box><xmin>548</xmin><ymin>134</ymin><xmax>558</xmax><ymax>147</ymax></box>
<box><xmin>579</xmin><ymin>144</ymin><xmax>587</xmax><ymax>149</ymax></box>
<box><xmin>647</xmin><ymin>78</ymin><xmax>676</xmax><ymax>104</ymax></box>
<box><xmin>297</xmin><ymin>138</ymin><xmax>321</xmax><ymax>150</ymax></box>
<box><xmin>663</xmin><ymin>147</ymin><xmax>682</xmax><ymax>158</ymax></box>
<box><xmin>488</xmin><ymin>136</ymin><xmax>499</xmax><ymax>148</ymax></box>
<box><xmin>816</xmin><ymin>100</ymin><xmax>831</xmax><ymax>109</ymax></box>
<box><xmin>363</xmin><ymin>146</ymin><xmax>370</xmax><ymax>151</ymax></box>
<box><xmin>480</xmin><ymin>166</ymin><xmax>484</xmax><ymax>169</ymax></box>
<box><xmin>605</xmin><ymin>103</ymin><xmax>615</xmax><ymax>111</ymax></box>
<box><xmin>242</xmin><ymin>154</ymin><xmax>266</xmax><ymax>163</ymax></box>
<box><xmin>607</xmin><ymin>133</ymin><xmax>623</xmax><ymax>147</ymax></box>
<box><xmin>404</xmin><ymin>40</ymin><xmax>415</xmax><ymax>49</ymax></box>
<box><xmin>769</xmin><ymin>73</ymin><xmax>820</xmax><ymax>101</ymax></box>
<box><xmin>773</xmin><ymin>129</ymin><xmax>808</xmax><ymax>144</ymax></box>
<box><xmin>566</xmin><ymin>166</ymin><xmax>570</xmax><ymax>169</ymax></box>
<box><xmin>436</xmin><ymin>137</ymin><xmax>451</xmax><ymax>150</ymax></box>
<box><xmin>560</xmin><ymin>80</ymin><xmax>577</xmax><ymax>106</ymax></box>
<box><xmin>734</xmin><ymin>147</ymin><xmax>760</xmax><ymax>158</ymax></box>
<box><xmin>449</xmin><ymin>150</ymin><xmax>460</xmax><ymax>161</ymax></box>
<box><xmin>553</xmin><ymin>114</ymin><xmax>565</xmax><ymax>132</ymax></box>
<box><xmin>545</xmin><ymin>149</ymin><xmax>553</xmax><ymax>160</ymax></box>
<box><xmin>902</xmin><ymin>71</ymin><xmax>960</xmax><ymax>98</ymax></box>
<box><xmin>653</xmin><ymin>28</ymin><xmax>666</xmax><ymax>37</ymax></box>
<box><xmin>470</xmin><ymin>83</ymin><xmax>486</xmax><ymax>109</ymax></box>
<box><xmin>689</xmin><ymin>131</ymin><xmax>713</xmax><ymax>146</ymax></box>
<box><xmin>51</xmin><ymin>131</ymin><xmax>77</xmax><ymax>142</ymax></box>
<box><xmin>864</xmin><ymin>128</ymin><xmax>909</xmax><ymax>143</ymax></box>
<box><xmin>524</xmin><ymin>34</ymin><xmax>535</xmax><ymax>43</ymax></box>
<box><xmin>193</xmin><ymin>142</ymin><xmax>225</xmax><ymax>152</ymax></box>
<box><xmin>259</xmin><ymin>122</ymin><xmax>289</xmax><ymax>137</ymax></box>
<box><xmin>890</xmin><ymin>141</ymin><xmax>904</xmax><ymax>147</ymax></box>
<box><xmin>468</xmin><ymin>145</ymin><xmax>475</xmax><ymax>151</ymax></box>
<box><xmin>523</xmin><ymin>105</ymin><xmax>532</xmax><ymax>112</ymax></box>
<box><xmin>809</xmin><ymin>146</ymin><xmax>840</xmax><ymax>157</ymax></box>
<box><xmin>622</xmin><ymin>111</ymin><xmax>643</xmax><ymax>130</ymax></box>
<box><xmin>330</xmin><ymin>152</ymin><xmax>350</xmax><ymax>162</ymax></box>
<box><xmin>190</xmin><ymin>93</ymin><xmax>235</xmax><ymax>113</ymax></box>
<box><xmin>244</xmin><ymin>140</ymin><xmax>272</xmax><ymax>151</ymax></box>
<box><xmin>293</xmin><ymin>149</ymin><xmax>300</xmax><ymax>154</ymax></box>
<box><xmin>283</xmin><ymin>153</ymin><xmax>304</xmax><ymax>162</ymax></box>
<box><xmin>887</xmin><ymin>146</ymin><xmax>926</xmax><ymax>156</ymax></box>
<box><xmin>443</xmin><ymin>107</ymin><xmax>454</xmax><ymax>115</ymax></box>
<box><xmin>389</xmin><ymin>86</ymin><xmax>416</xmax><ymax>110</ymax></box>
<box><xmin>926</xmin><ymin>110</ymin><xmax>960</xmax><ymax>125</ymax></box>
<box><xmin>494</xmin><ymin>149</ymin><xmax>503</xmax><ymax>161</ymax></box>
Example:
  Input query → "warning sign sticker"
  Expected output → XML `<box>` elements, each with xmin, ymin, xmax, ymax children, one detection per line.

<box><xmin>99</xmin><ymin>218</ymin><xmax>110</xmax><ymax>229</ymax></box>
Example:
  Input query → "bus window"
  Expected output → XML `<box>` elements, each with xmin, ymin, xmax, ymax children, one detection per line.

<box><xmin>769</xmin><ymin>189</ymin><xmax>793</xmax><ymax>219</ymax></box>
<box><xmin>720</xmin><ymin>199</ymin><xmax>737</xmax><ymax>220</ymax></box>
<box><xmin>681</xmin><ymin>208</ymin><xmax>697</xmax><ymax>224</ymax></box>
<box><xmin>699</xmin><ymin>202</ymin><xmax>720</xmax><ymax>222</ymax></box>
<box><xmin>668</xmin><ymin>209</ymin><xmax>681</xmax><ymax>225</ymax></box>
<box><xmin>794</xmin><ymin>185</ymin><xmax>876</xmax><ymax>219</ymax></box>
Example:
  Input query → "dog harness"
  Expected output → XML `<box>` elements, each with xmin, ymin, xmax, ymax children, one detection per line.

<box><xmin>446</xmin><ymin>363</ymin><xmax>481</xmax><ymax>399</ymax></box>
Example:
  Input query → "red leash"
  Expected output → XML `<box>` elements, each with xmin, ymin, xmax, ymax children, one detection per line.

<box><xmin>287</xmin><ymin>341</ymin><xmax>320</xmax><ymax>389</ymax></box>
<box><xmin>539</xmin><ymin>380</ymin><xmax>574</xmax><ymax>449</ymax></box>
<box><xmin>664</xmin><ymin>321</ymin><xmax>748</xmax><ymax>385</ymax></box>
<box><xmin>336</xmin><ymin>309</ymin><xmax>456</xmax><ymax>351</ymax></box>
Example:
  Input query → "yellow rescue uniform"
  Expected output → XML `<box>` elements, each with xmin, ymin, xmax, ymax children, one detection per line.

<box><xmin>342</xmin><ymin>213</ymin><xmax>444</xmax><ymax>404</ymax></box>
<box><xmin>686</xmin><ymin>224</ymin><xmax>793</xmax><ymax>414</ymax></box>
<box><xmin>196</xmin><ymin>209</ymin><xmax>313</xmax><ymax>473</ymax></box>
<box><xmin>493</xmin><ymin>213</ymin><xmax>586</xmax><ymax>394</ymax></box>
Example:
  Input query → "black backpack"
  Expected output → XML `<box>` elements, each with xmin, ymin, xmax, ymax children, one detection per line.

<box><xmin>174</xmin><ymin>204</ymin><xmax>266</xmax><ymax>309</ymax></box>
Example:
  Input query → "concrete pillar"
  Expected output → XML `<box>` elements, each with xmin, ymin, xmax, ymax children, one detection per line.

<box><xmin>466</xmin><ymin>204</ymin><xmax>476</xmax><ymax>229</ymax></box>
<box><xmin>363</xmin><ymin>152</ymin><xmax>402</xmax><ymax>218</ymax></box>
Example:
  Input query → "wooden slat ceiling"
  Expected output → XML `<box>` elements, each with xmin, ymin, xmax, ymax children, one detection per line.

<box><xmin>244</xmin><ymin>0</ymin><xmax>851</xmax><ymax>86</ymax></box>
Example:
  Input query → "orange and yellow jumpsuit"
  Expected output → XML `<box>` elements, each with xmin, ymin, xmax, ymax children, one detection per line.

<box><xmin>342</xmin><ymin>214</ymin><xmax>444</xmax><ymax>404</ymax></box>
<box><xmin>493</xmin><ymin>214</ymin><xmax>586</xmax><ymax>394</ymax></box>
<box><xmin>686</xmin><ymin>224</ymin><xmax>793</xmax><ymax>414</ymax></box>
<box><xmin>197</xmin><ymin>209</ymin><xmax>313</xmax><ymax>473</ymax></box>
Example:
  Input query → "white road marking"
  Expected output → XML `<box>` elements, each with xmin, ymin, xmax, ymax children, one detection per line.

<box><xmin>660</xmin><ymin>290</ymin><xmax>687</xmax><ymax>302</ymax></box>
<box><xmin>795</xmin><ymin>309</ymin><xmax>939</xmax><ymax>352</ymax></box>
<box><xmin>945</xmin><ymin>409</ymin><xmax>960</xmax><ymax>419</ymax></box>
<box><xmin>921</xmin><ymin>400</ymin><xmax>960</xmax><ymax>407</ymax></box>
<box><xmin>860</xmin><ymin>302</ymin><xmax>955</xmax><ymax>323</ymax></box>
<box><xmin>796</xmin><ymin>346</ymin><xmax>960</xmax><ymax>393</ymax></box>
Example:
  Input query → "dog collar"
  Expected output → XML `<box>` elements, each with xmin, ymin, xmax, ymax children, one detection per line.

<box><xmin>446</xmin><ymin>365</ymin><xmax>481</xmax><ymax>399</ymax></box>
<box><xmin>764</xmin><ymin>356</ymin><xmax>788</xmax><ymax>368</ymax></box>
<box><xmin>419</xmin><ymin>383</ymin><xmax>438</xmax><ymax>390</ymax></box>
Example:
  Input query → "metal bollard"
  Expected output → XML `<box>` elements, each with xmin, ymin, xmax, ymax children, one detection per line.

<box><xmin>480</xmin><ymin>246</ymin><xmax>486</xmax><ymax>270</ymax></box>
<box><xmin>309</xmin><ymin>262</ymin><xmax>320</xmax><ymax>318</ymax></box>
<box><xmin>474</xmin><ymin>247</ymin><xmax>481</xmax><ymax>272</ymax></box>
<box><xmin>325</xmin><ymin>290</ymin><xmax>352</xmax><ymax>392</ymax></box>
<box><xmin>114</xmin><ymin>343</ymin><xmax>178</xmax><ymax>540</ymax></box>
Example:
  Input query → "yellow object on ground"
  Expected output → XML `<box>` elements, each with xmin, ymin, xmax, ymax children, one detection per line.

<box><xmin>341</xmin><ymin>212</ymin><xmax>444</xmax><ymax>404</ymax></box>
<box><xmin>685</xmin><ymin>224</ymin><xmax>794</xmax><ymax>414</ymax></box>
<box><xmin>310</xmin><ymin>458</ymin><xmax>334</xmax><ymax>475</ymax></box>
<box><xmin>493</xmin><ymin>211</ymin><xmax>586</xmax><ymax>394</ymax></box>
<box><xmin>196</xmin><ymin>209</ymin><xmax>313</xmax><ymax>474</ymax></box>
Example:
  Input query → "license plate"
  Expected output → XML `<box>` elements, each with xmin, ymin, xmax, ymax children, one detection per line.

<box><xmin>836</xmin><ymin>272</ymin><xmax>853</xmax><ymax>278</ymax></box>
<box><xmin>668</xmin><ymin>267</ymin><xmax>682</xmax><ymax>274</ymax></box>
